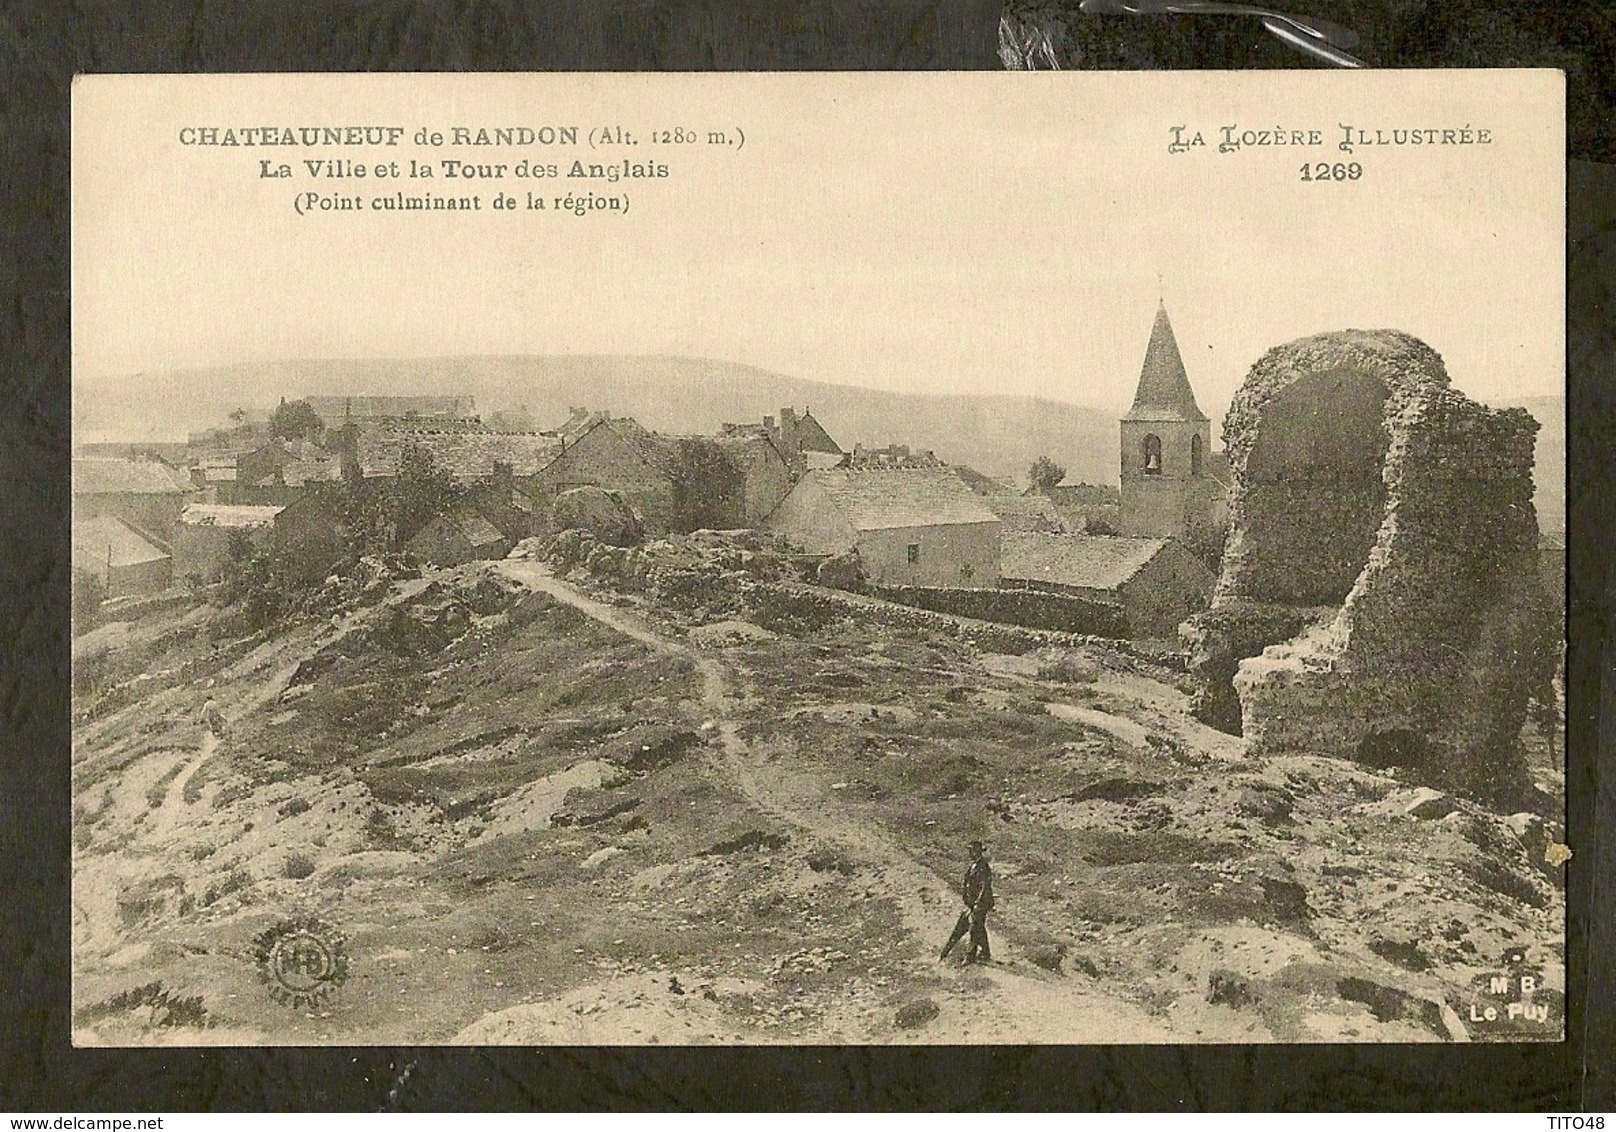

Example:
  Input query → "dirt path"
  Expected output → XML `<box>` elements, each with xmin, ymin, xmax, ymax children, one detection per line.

<box><xmin>147</xmin><ymin>732</ymin><xmax>216</xmax><ymax>842</ymax></box>
<box><xmin>494</xmin><ymin>561</ymin><xmax>1178</xmax><ymax>1041</ymax></box>
<box><xmin>1046</xmin><ymin>701</ymin><xmax>1153</xmax><ymax>748</ymax></box>
<box><xmin>496</xmin><ymin>562</ymin><xmax>668</xmax><ymax>649</ymax></box>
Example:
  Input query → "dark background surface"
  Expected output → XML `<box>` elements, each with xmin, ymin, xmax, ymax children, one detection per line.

<box><xmin>2</xmin><ymin>0</ymin><xmax>1611</xmax><ymax>1111</ymax></box>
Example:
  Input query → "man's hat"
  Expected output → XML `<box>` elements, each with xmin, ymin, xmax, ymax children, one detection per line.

<box><xmin>968</xmin><ymin>839</ymin><xmax>986</xmax><ymax>852</ymax></box>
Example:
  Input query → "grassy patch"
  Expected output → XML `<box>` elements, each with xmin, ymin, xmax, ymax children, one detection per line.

<box><xmin>144</xmin><ymin>759</ymin><xmax>188</xmax><ymax>809</ymax></box>
<box><xmin>1074</xmin><ymin>829</ymin><xmax>1238</xmax><ymax>867</ymax></box>
<box><xmin>76</xmin><ymin>981</ymin><xmax>209</xmax><ymax>1030</ymax></box>
<box><xmin>115</xmin><ymin>874</ymin><xmax>186</xmax><ymax>928</ymax></box>
<box><xmin>200</xmin><ymin>866</ymin><xmax>253</xmax><ymax>907</ymax></box>
<box><xmin>182</xmin><ymin>750</ymin><xmax>231</xmax><ymax>804</ymax></box>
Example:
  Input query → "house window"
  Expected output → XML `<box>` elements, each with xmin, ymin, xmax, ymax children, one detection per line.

<box><xmin>1191</xmin><ymin>434</ymin><xmax>1204</xmax><ymax>477</ymax></box>
<box><xmin>906</xmin><ymin>543</ymin><xmax>920</xmax><ymax>564</ymax></box>
<box><xmin>1143</xmin><ymin>434</ymin><xmax>1163</xmax><ymax>476</ymax></box>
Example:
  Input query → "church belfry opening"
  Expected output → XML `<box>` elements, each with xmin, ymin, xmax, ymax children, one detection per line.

<box><xmin>1118</xmin><ymin>301</ymin><xmax>1216</xmax><ymax>538</ymax></box>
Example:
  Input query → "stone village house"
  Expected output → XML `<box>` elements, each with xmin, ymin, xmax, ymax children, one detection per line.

<box><xmin>527</xmin><ymin>418</ymin><xmax>685</xmax><ymax>535</ymax></box>
<box><xmin>766</xmin><ymin>466</ymin><xmax>1002</xmax><ymax>587</ymax></box>
<box><xmin>73</xmin><ymin>457</ymin><xmax>196</xmax><ymax>545</ymax></box>
<box><xmin>722</xmin><ymin>406</ymin><xmax>845</xmax><ymax>475</ymax></box>
<box><xmin>530</xmin><ymin>416</ymin><xmax>792</xmax><ymax>536</ymax></box>
<box><xmin>71</xmin><ymin>515</ymin><xmax>173</xmax><ymax>600</ymax></box>
<box><xmin>1000</xmin><ymin>531</ymin><xmax>1215</xmax><ymax>639</ymax></box>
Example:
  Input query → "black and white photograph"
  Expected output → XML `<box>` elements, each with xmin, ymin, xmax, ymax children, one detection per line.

<box><xmin>70</xmin><ymin>70</ymin><xmax>1565</xmax><ymax>1046</ymax></box>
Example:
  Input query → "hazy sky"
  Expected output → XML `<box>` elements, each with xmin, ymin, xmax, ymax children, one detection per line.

<box><xmin>73</xmin><ymin>71</ymin><xmax>1563</xmax><ymax>430</ymax></box>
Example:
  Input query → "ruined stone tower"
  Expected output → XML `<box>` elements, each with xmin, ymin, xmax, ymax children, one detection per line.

<box><xmin>1180</xmin><ymin>329</ymin><xmax>1554</xmax><ymax>803</ymax></box>
<box><xmin>1119</xmin><ymin>303</ymin><xmax>1215</xmax><ymax>538</ymax></box>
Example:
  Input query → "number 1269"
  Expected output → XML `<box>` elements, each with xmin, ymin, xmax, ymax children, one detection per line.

<box><xmin>1301</xmin><ymin>161</ymin><xmax>1364</xmax><ymax>181</ymax></box>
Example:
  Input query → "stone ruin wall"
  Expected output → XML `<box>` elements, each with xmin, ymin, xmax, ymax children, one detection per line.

<box><xmin>1182</xmin><ymin>330</ymin><xmax>1552</xmax><ymax>802</ymax></box>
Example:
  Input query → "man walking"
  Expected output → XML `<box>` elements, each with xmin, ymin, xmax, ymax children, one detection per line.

<box><xmin>941</xmin><ymin>838</ymin><xmax>995</xmax><ymax>964</ymax></box>
<box><xmin>962</xmin><ymin>838</ymin><xmax>994</xmax><ymax>964</ymax></box>
<box><xmin>201</xmin><ymin>697</ymin><xmax>226</xmax><ymax>739</ymax></box>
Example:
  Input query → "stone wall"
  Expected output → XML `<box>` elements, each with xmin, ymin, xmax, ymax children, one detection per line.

<box><xmin>1230</xmin><ymin>368</ymin><xmax>1390</xmax><ymax>604</ymax></box>
<box><xmin>748</xmin><ymin>580</ymin><xmax>1117</xmax><ymax>655</ymax></box>
<box><xmin>873</xmin><ymin>583</ymin><xmax>1129</xmax><ymax>638</ymax></box>
<box><xmin>534</xmin><ymin>528</ymin><xmax>1142</xmax><ymax>656</ymax></box>
<box><xmin>1183</xmin><ymin>330</ymin><xmax>1550</xmax><ymax>803</ymax></box>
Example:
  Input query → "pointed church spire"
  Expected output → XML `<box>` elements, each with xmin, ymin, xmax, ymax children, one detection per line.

<box><xmin>1123</xmin><ymin>303</ymin><xmax>1208</xmax><ymax>422</ymax></box>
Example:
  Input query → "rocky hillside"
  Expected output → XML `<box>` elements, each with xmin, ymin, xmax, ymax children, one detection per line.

<box><xmin>71</xmin><ymin>543</ymin><xmax>1565</xmax><ymax>1044</ymax></box>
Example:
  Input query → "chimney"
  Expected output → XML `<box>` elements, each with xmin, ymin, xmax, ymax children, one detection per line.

<box><xmin>779</xmin><ymin>407</ymin><xmax>800</xmax><ymax>455</ymax></box>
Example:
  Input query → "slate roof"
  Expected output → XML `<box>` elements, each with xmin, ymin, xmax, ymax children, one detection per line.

<box><xmin>555</xmin><ymin>408</ymin><xmax>610</xmax><ymax>444</ymax></box>
<box><xmin>941</xmin><ymin>466</ymin><xmax>1064</xmax><ymax>530</ymax></box>
<box><xmin>1001</xmin><ymin>532</ymin><xmax>1170</xmax><ymax>592</ymax></box>
<box><xmin>542</xmin><ymin>416</ymin><xmax>682</xmax><ymax>479</ymax></box>
<box><xmin>73</xmin><ymin>458</ymin><xmax>193</xmax><ymax>496</ymax></box>
<box><xmin>794</xmin><ymin>409</ymin><xmax>842</xmax><ymax>454</ymax></box>
<box><xmin>1124</xmin><ymin>303</ymin><xmax>1208</xmax><ymax>423</ymax></box>
<box><xmin>718</xmin><ymin>409</ymin><xmax>842</xmax><ymax>455</ymax></box>
<box><xmin>180</xmin><ymin>504</ymin><xmax>285</xmax><ymax>528</ymax></box>
<box><xmin>355</xmin><ymin>428</ymin><xmax>561</xmax><ymax>479</ymax></box>
<box><xmin>810</xmin><ymin>468</ymin><xmax>1001</xmax><ymax>531</ymax></box>
<box><xmin>72</xmin><ymin>515</ymin><xmax>170</xmax><ymax>567</ymax></box>
<box><xmin>282</xmin><ymin>456</ymin><xmax>343</xmax><ymax>487</ymax></box>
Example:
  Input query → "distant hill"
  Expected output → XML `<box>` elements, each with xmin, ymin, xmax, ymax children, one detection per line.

<box><xmin>75</xmin><ymin>358</ymin><xmax>1564</xmax><ymax>532</ymax></box>
<box><xmin>75</xmin><ymin>355</ymin><xmax>1122</xmax><ymax>487</ymax></box>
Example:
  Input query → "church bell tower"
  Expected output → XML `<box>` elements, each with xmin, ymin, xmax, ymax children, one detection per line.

<box><xmin>1119</xmin><ymin>302</ymin><xmax>1213</xmax><ymax>538</ymax></box>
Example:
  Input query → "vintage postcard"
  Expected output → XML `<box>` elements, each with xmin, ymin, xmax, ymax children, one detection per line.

<box><xmin>71</xmin><ymin>70</ymin><xmax>1565</xmax><ymax>1045</ymax></box>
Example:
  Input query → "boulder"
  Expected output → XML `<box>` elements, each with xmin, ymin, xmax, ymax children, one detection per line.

<box><xmin>1026</xmin><ymin>942</ymin><xmax>1067</xmax><ymax>973</ymax></box>
<box><xmin>1237</xmin><ymin>785</ymin><xmax>1294</xmax><ymax>824</ymax></box>
<box><xmin>1258</xmin><ymin>873</ymin><xmax>1312</xmax><ymax>923</ymax></box>
<box><xmin>553</xmin><ymin>487</ymin><xmax>642</xmax><ymax>547</ymax></box>
<box><xmin>1403</xmin><ymin>788</ymin><xmax>1459</xmax><ymax>820</ymax></box>
<box><xmin>1505</xmin><ymin>811</ymin><xmax>1545</xmax><ymax>844</ymax></box>
<box><xmin>894</xmin><ymin>997</ymin><xmax>940</xmax><ymax>1029</ymax></box>
<box><xmin>1505</xmin><ymin>811</ymin><xmax>1566</xmax><ymax>881</ymax></box>
<box><xmin>816</xmin><ymin>551</ymin><xmax>865</xmax><ymax>592</ymax></box>
<box><xmin>1207</xmin><ymin>969</ymin><xmax>1253</xmax><ymax>1008</ymax></box>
